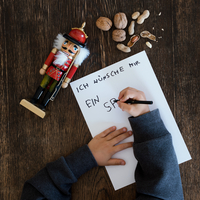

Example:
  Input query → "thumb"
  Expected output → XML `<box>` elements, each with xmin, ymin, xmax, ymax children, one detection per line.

<box><xmin>106</xmin><ymin>159</ymin><xmax>126</xmax><ymax>166</ymax></box>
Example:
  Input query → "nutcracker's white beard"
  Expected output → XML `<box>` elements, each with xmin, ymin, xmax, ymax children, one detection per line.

<box><xmin>53</xmin><ymin>51</ymin><xmax>68</xmax><ymax>66</ymax></box>
<box><xmin>74</xmin><ymin>47</ymin><xmax>90</xmax><ymax>65</ymax></box>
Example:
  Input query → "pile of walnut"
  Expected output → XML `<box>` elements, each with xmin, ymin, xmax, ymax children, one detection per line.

<box><xmin>96</xmin><ymin>10</ymin><xmax>156</xmax><ymax>53</ymax></box>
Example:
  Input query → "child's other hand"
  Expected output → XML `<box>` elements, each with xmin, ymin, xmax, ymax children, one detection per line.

<box><xmin>88</xmin><ymin>126</ymin><xmax>133</xmax><ymax>166</ymax></box>
<box><xmin>117</xmin><ymin>87</ymin><xmax>150</xmax><ymax>117</ymax></box>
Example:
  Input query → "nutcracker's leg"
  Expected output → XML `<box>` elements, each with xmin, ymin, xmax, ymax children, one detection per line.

<box><xmin>30</xmin><ymin>86</ymin><xmax>45</xmax><ymax>104</ymax></box>
<box><xmin>30</xmin><ymin>75</ymin><xmax>51</xmax><ymax>104</ymax></box>
<box><xmin>39</xmin><ymin>80</ymin><xmax>58</xmax><ymax>110</ymax></box>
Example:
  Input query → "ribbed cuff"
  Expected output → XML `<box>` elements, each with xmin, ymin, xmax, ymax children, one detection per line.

<box><xmin>65</xmin><ymin>145</ymin><xmax>98</xmax><ymax>179</ymax></box>
<box><xmin>128</xmin><ymin>109</ymin><xmax>170</xmax><ymax>143</ymax></box>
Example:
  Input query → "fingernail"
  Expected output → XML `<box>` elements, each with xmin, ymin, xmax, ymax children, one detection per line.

<box><xmin>121</xmin><ymin>161</ymin><xmax>125</xmax><ymax>165</ymax></box>
<box><xmin>129</xmin><ymin>131</ymin><xmax>133</xmax><ymax>135</ymax></box>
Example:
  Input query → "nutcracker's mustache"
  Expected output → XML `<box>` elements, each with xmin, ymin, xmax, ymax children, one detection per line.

<box><xmin>62</xmin><ymin>46</ymin><xmax>74</xmax><ymax>54</ymax></box>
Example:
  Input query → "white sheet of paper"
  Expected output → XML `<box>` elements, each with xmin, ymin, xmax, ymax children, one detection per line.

<box><xmin>70</xmin><ymin>51</ymin><xmax>191</xmax><ymax>190</ymax></box>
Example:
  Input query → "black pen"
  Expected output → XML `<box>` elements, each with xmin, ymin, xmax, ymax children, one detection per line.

<box><xmin>114</xmin><ymin>99</ymin><xmax>153</xmax><ymax>104</ymax></box>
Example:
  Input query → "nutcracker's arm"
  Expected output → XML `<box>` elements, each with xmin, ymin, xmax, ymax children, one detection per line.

<box><xmin>61</xmin><ymin>64</ymin><xmax>79</xmax><ymax>88</ymax></box>
<box><xmin>61</xmin><ymin>47</ymin><xmax>90</xmax><ymax>88</ymax></box>
<box><xmin>39</xmin><ymin>48</ymin><xmax>58</xmax><ymax>75</ymax></box>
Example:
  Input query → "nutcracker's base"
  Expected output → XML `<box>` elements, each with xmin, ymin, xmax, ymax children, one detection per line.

<box><xmin>20</xmin><ymin>99</ymin><xmax>46</xmax><ymax>119</ymax></box>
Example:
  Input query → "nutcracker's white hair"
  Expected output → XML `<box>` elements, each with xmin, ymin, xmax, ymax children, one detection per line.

<box><xmin>53</xmin><ymin>33</ymin><xmax>90</xmax><ymax>66</ymax></box>
<box><xmin>53</xmin><ymin>33</ymin><xmax>66</xmax><ymax>50</ymax></box>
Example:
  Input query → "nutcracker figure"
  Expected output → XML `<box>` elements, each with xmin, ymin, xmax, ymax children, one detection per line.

<box><xmin>20</xmin><ymin>22</ymin><xmax>90</xmax><ymax>118</ymax></box>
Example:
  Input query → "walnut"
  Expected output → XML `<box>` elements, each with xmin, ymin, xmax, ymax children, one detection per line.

<box><xmin>114</xmin><ymin>13</ymin><xmax>128</xmax><ymax>29</ymax></box>
<box><xmin>96</xmin><ymin>17</ymin><xmax>112</xmax><ymax>31</ymax></box>
<box><xmin>112</xmin><ymin>29</ymin><xmax>126</xmax><ymax>42</ymax></box>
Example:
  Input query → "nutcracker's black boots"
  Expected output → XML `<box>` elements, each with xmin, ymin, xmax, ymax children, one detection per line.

<box><xmin>39</xmin><ymin>91</ymin><xmax>52</xmax><ymax>110</ymax></box>
<box><xmin>30</xmin><ymin>86</ymin><xmax>44</xmax><ymax>104</ymax></box>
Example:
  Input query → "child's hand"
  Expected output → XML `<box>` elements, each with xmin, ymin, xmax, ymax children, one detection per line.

<box><xmin>117</xmin><ymin>87</ymin><xmax>150</xmax><ymax>117</ymax></box>
<box><xmin>88</xmin><ymin>126</ymin><xmax>133</xmax><ymax>166</ymax></box>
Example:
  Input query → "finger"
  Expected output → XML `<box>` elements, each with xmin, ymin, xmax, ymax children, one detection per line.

<box><xmin>113</xmin><ymin>142</ymin><xmax>133</xmax><ymax>154</ymax></box>
<box><xmin>118</xmin><ymin>87</ymin><xmax>134</xmax><ymax>101</ymax></box>
<box><xmin>111</xmin><ymin>131</ymin><xmax>133</xmax><ymax>145</ymax></box>
<box><xmin>106</xmin><ymin>158</ymin><xmax>126</xmax><ymax>166</ymax></box>
<box><xmin>106</xmin><ymin>127</ymin><xmax>127</xmax><ymax>141</ymax></box>
<box><xmin>119</xmin><ymin>88</ymin><xmax>138</xmax><ymax>102</ymax></box>
<box><xmin>117</xmin><ymin>101</ymin><xmax>133</xmax><ymax>113</ymax></box>
<box><xmin>118</xmin><ymin>87</ymin><xmax>129</xmax><ymax>100</ymax></box>
<box><xmin>98</xmin><ymin>126</ymin><xmax>116</xmax><ymax>138</ymax></box>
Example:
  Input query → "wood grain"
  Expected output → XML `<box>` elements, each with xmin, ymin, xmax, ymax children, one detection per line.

<box><xmin>1</xmin><ymin>0</ymin><xmax>200</xmax><ymax>199</ymax></box>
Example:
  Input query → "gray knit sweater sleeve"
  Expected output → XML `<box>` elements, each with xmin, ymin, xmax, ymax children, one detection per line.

<box><xmin>20</xmin><ymin>145</ymin><xmax>97</xmax><ymax>200</ymax></box>
<box><xmin>129</xmin><ymin>109</ymin><xmax>184</xmax><ymax>200</ymax></box>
